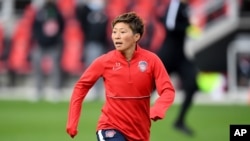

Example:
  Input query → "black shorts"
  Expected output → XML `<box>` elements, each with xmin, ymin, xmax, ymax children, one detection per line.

<box><xmin>96</xmin><ymin>129</ymin><xmax>127</xmax><ymax>141</ymax></box>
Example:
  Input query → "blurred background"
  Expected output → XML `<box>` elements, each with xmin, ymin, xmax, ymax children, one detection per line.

<box><xmin>0</xmin><ymin>0</ymin><xmax>249</xmax><ymax>103</ymax></box>
<box><xmin>0</xmin><ymin>0</ymin><xmax>249</xmax><ymax>141</ymax></box>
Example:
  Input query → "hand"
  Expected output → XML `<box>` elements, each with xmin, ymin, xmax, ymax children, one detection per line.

<box><xmin>66</xmin><ymin>128</ymin><xmax>78</xmax><ymax>138</ymax></box>
<box><xmin>150</xmin><ymin>116</ymin><xmax>162</xmax><ymax>122</ymax></box>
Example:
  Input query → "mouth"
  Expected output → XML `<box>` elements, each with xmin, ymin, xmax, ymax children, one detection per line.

<box><xmin>115</xmin><ymin>42</ymin><xmax>123</xmax><ymax>47</ymax></box>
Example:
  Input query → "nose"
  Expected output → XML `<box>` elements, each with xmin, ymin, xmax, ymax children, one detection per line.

<box><xmin>113</xmin><ymin>32</ymin><xmax>121</xmax><ymax>39</ymax></box>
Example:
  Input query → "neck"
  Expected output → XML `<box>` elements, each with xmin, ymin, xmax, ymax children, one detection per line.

<box><xmin>123</xmin><ymin>50</ymin><xmax>134</xmax><ymax>61</ymax></box>
<box><xmin>122</xmin><ymin>45</ymin><xmax>136</xmax><ymax>61</ymax></box>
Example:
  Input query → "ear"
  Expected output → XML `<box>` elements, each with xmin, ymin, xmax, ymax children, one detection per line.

<box><xmin>134</xmin><ymin>33</ymin><xmax>141</xmax><ymax>42</ymax></box>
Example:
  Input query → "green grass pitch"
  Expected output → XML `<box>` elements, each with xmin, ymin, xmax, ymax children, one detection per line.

<box><xmin>0</xmin><ymin>100</ymin><xmax>249</xmax><ymax>141</ymax></box>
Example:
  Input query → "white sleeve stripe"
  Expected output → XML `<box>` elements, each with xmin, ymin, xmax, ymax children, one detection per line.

<box><xmin>166</xmin><ymin>0</ymin><xmax>180</xmax><ymax>30</ymax></box>
<box><xmin>97</xmin><ymin>130</ymin><xmax>105</xmax><ymax>141</ymax></box>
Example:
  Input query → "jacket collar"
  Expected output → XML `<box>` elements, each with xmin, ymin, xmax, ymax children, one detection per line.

<box><xmin>114</xmin><ymin>44</ymin><xmax>142</xmax><ymax>61</ymax></box>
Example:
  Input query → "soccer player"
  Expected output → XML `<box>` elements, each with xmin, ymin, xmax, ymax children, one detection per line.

<box><xmin>66</xmin><ymin>12</ymin><xmax>175</xmax><ymax>141</ymax></box>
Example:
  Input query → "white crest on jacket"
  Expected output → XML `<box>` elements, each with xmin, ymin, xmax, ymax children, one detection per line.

<box><xmin>138</xmin><ymin>61</ymin><xmax>148</xmax><ymax>72</ymax></box>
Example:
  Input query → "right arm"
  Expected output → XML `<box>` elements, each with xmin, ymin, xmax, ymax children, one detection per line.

<box><xmin>66</xmin><ymin>56</ymin><xmax>104</xmax><ymax>138</ymax></box>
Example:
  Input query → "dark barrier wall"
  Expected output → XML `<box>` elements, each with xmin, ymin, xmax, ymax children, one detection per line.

<box><xmin>194</xmin><ymin>31</ymin><xmax>237</xmax><ymax>72</ymax></box>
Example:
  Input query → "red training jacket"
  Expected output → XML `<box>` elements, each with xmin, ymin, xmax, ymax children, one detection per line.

<box><xmin>67</xmin><ymin>45</ymin><xmax>175</xmax><ymax>141</ymax></box>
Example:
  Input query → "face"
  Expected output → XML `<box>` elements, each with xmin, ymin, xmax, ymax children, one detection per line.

<box><xmin>111</xmin><ymin>22</ymin><xmax>140</xmax><ymax>52</ymax></box>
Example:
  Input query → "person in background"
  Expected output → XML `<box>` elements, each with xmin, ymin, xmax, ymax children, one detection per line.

<box><xmin>156</xmin><ymin>0</ymin><xmax>199</xmax><ymax>136</ymax></box>
<box><xmin>0</xmin><ymin>24</ymin><xmax>6</xmax><ymax>86</ymax></box>
<box><xmin>75</xmin><ymin>0</ymin><xmax>109</xmax><ymax>100</ymax></box>
<box><xmin>66</xmin><ymin>12</ymin><xmax>175</xmax><ymax>141</ymax></box>
<box><xmin>31</xmin><ymin>0</ymin><xmax>65</xmax><ymax>101</ymax></box>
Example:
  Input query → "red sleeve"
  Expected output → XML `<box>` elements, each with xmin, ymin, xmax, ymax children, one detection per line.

<box><xmin>66</xmin><ymin>56</ymin><xmax>104</xmax><ymax>134</ymax></box>
<box><xmin>150</xmin><ymin>55</ymin><xmax>175</xmax><ymax>119</ymax></box>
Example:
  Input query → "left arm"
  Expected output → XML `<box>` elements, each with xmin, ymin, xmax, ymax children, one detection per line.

<box><xmin>150</xmin><ymin>55</ymin><xmax>175</xmax><ymax>121</ymax></box>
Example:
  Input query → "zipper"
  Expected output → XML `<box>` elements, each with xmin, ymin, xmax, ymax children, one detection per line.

<box><xmin>127</xmin><ymin>61</ymin><xmax>132</xmax><ymax>83</ymax></box>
